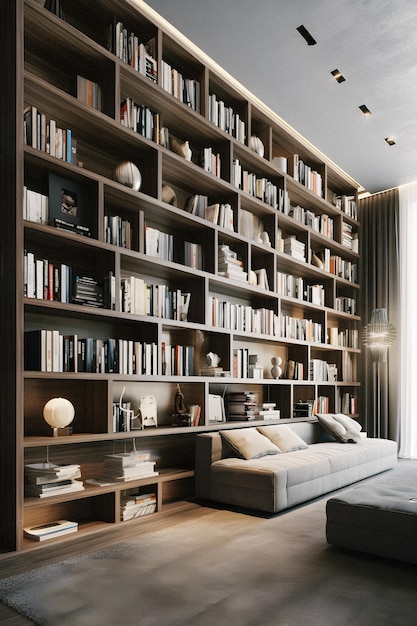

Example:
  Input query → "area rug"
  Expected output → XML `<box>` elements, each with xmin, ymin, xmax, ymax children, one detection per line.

<box><xmin>2</xmin><ymin>461</ymin><xmax>417</xmax><ymax>626</ymax></box>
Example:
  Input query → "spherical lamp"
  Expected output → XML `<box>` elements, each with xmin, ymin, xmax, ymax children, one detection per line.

<box><xmin>43</xmin><ymin>397</ymin><xmax>75</xmax><ymax>436</ymax></box>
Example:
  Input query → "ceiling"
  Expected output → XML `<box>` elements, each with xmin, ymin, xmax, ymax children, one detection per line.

<box><xmin>144</xmin><ymin>0</ymin><xmax>417</xmax><ymax>195</ymax></box>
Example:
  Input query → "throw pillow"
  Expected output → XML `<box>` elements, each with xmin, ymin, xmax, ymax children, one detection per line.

<box><xmin>220</xmin><ymin>428</ymin><xmax>280</xmax><ymax>460</ymax></box>
<box><xmin>316</xmin><ymin>413</ymin><xmax>361</xmax><ymax>443</ymax></box>
<box><xmin>257</xmin><ymin>425</ymin><xmax>308</xmax><ymax>452</ymax></box>
<box><xmin>332</xmin><ymin>413</ymin><xmax>362</xmax><ymax>434</ymax></box>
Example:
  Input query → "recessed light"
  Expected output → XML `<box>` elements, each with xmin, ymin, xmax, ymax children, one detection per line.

<box><xmin>385</xmin><ymin>137</ymin><xmax>396</xmax><ymax>146</ymax></box>
<box><xmin>359</xmin><ymin>104</ymin><xmax>372</xmax><ymax>116</ymax></box>
<box><xmin>331</xmin><ymin>69</ymin><xmax>345</xmax><ymax>83</ymax></box>
<box><xmin>297</xmin><ymin>25</ymin><xmax>317</xmax><ymax>46</ymax></box>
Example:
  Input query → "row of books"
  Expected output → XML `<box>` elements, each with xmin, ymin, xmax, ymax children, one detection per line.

<box><xmin>232</xmin><ymin>350</ymin><xmax>261</xmax><ymax>379</ymax></box>
<box><xmin>335</xmin><ymin>296</ymin><xmax>356</xmax><ymax>315</ymax></box>
<box><xmin>120</xmin><ymin>275</ymin><xmax>191</xmax><ymax>321</ymax></box>
<box><xmin>24</xmin><ymin>463</ymin><xmax>84</xmax><ymax>499</ymax></box>
<box><xmin>290</xmin><ymin>205</ymin><xmax>334</xmax><ymax>240</ymax></box>
<box><xmin>312</xmin><ymin>248</ymin><xmax>358</xmax><ymax>283</ymax></box>
<box><xmin>23</xmin><ymin>186</ymin><xmax>48</xmax><ymax>224</ymax></box>
<box><xmin>161</xmin><ymin>60</ymin><xmax>200</xmax><ymax>111</ymax></box>
<box><xmin>24</xmin><ymin>251</ymin><xmax>115</xmax><ymax>308</ymax></box>
<box><xmin>120</xmin><ymin>98</ymin><xmax>159</xmax><ymax>142</ymax></box>
<box><xmin>279</xmin><ymin>316</ymin><xmax>323</xmax><ymax>343</ymax></box>
<box><xmin>24</xmin><ymin>330</ymin><xmax>159</xmax><ymax>375</ymax></box>
<box><xmin>184</xmin><ymin>241</ymin><xmax>203</xmax><ymax>270</ymax></box>
<box><xmin>107</xmin><ymin>21</ymin><xmax>157</xmax><ymax>82</ymax></box>
<box><xmin>232</xmin><ymin>159</ymin><xmax>279</xmax><ymax>208</ymax></box>
<box><xmin>105</xmin><ymin>214</ymin><xmax>133</xmax><ymax>249</ymax></box>
<box><xmin>199</xmin><ymin>146</ymin><xmax>221</xmax><ymax>177</ymax></box>
<box><xmin>161</xmin><ymin>343</ymin><xmax>194</xmax><ymax>376</ymax></box>
<box><xmin>209</xmin><ymin>296</ymin><xmax>280</xmax><ymax>336</ymax></box>
<box><xmin>208</xmin><ymin>93</ymin><xmax>246</xmax><ymax>144</ymax></box>
<box><xmin>334</xmin><ymin>194</ymin><xmax>358</xmax><ymax>220</ymax></box>
<box><xmin>145</xmin><ymin>225</ymin><xmax>174</xmax><ymax>261</ymax></box>
<box><xmin>328</xmin><ymin>327</ymin><xmax>359</xmax><ymax>349</ymax></box>
<box><xmin>293</xmin><ymin>155</ymin><xmax>323</xmax><ymax>197</ymax></box>
<box><xmin>76</xmin><ymin>75</ymin><xmax>102</xmax><ymax>111</ymax></box>
<box><xmin>184</xmin><ymin>195</ymin><xmax>234</xmax><ymax>231</ymax></box>
<box><xmin>24</xmin><ymin>106</ymin><xmax>77</xmax><ymax>164</ymax></box>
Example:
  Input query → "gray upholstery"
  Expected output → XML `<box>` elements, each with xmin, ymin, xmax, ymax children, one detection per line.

<box><xmin>326</xmin><ymin>483</ymin><xmax>417</xmax><ymax>564</ymax></box>
<box><xmin>195</xmin><ymin>422</ymin><xmax>398</xmax><ymax>513</ymax></box>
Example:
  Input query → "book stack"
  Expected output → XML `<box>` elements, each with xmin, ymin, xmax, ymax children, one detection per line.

<box><xmin>259</xmin><ymin>403</ymin><xmax>281</xmax><ymax>420</ymax></box>
<box><xmin>226</xmin><ymin>392</ymin><xmax>258</xmax><ymax>421</ymax></box>
<box><xmin>24</xmin><ymin>463</ymin><xmax>84</xmax><ymax>498</ymax></box>
<box><xmin>121</xmin><ymin>492</ymin><xmax>157</xmax><ymax>521</ymax></box>
<box><xmin>283</xmin><ymin>236</ymin><xmax>305</xmax><ymax>262</ymax></box>
<box><xmin>72</xmin><ymin>275</ymin><xmax>104</xmax><ymax>308</ymax></box>
<box><xmin>218</xmin><ymin>245</ymin><xmax>247</xmax><ymax>282</ymax></box>
<box><xmin>24</xmin><ymin>519</ymin><xmax>78</xmax><ymax>541</ymax></box>
<box><xmin>101</xmin><ymin>453</ymin><xmax>158</xmax><ymax>483</ymax></box>
<box><xmin>293</xmin><ymin>400</ymin><xmax>314</xmax><ymax>418</ymax></box>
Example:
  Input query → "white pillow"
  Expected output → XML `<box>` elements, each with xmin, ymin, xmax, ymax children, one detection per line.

<box><xmin>332</xmin><ymin>413</ymin><xmax>362</xmax><ymax>434</ymax></box>
<box><xmin>220</xmin><ymin>428</ymin><xmax>280</xmax><ymax>460</ymax></box>
<box><xmin>316</xmin><ymin>414</ymin><xmax>361</xmax><ymax>443</ymax></box>
<box><xmin>257</xmin><ymin>425</ymin><xmax>308</xmax><ymax>452</ymax></box>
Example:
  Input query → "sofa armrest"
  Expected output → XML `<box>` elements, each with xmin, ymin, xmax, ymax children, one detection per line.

<box><xmin>195</xmin><ymin>432</ymin><xmax>222</xmax><ymax>500</ymax></box>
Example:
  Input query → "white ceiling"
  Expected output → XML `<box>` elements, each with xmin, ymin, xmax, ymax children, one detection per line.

<box><xmin>144</xmin><ymin>0</ymin><xmax>417</xmax><ymax>195</ymax></box>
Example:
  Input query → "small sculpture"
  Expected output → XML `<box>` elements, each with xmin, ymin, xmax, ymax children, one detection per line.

<box><xmin>175</xmin><ymin>384</ymin><xmax>186</xmax><ymax>414</ymax></box>
<box><xmin>207</xmin><ymin>352</ymin><xmax>220</xmax><ymax>367</ymax></box>
<box><xmin>271</xmin><ymin>356</ymin><xmax>282</xmax><ymax>379</ymax></box>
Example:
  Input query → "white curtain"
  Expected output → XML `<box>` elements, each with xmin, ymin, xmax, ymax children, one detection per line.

<box><xmin>398</xmin><ymin>182</ymin><xmax>417</xmax><ymax>458</ymax></box>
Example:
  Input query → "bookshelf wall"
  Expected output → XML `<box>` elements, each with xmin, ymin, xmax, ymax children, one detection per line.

<box><xmin>0</xmin><ymin>0</ymin><xmax>361</xmax><ymax>554</ymax></box>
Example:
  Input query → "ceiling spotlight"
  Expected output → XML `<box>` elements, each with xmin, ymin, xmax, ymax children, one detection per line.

<box><xmin>297</xmin><ymin>25</ymin><xmax>317</xmax><ymax>46</ymax></box>
<box><xmin>359</xmin><ymin>104</ymin><xmax>372</xmax><ymax>116</ymax></box>
<box><xmin>331</xmin><ymin>69</ymin><xmax>345</xmax><ymax>83</ymax></box>
<box><xmin>385</xmin><ymin>137</ymin><xmax>396</xmax><ymax>146</ymax></box>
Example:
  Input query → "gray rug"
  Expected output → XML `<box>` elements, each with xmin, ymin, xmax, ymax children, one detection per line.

<box><xmin>2</xmin><ymin>461</ymin><xmax>417</xmax><ymax>626</ymax></box>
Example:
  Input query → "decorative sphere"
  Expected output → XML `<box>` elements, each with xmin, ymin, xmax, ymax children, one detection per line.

<box><xmin>43</xmin><ymin>397</ymin><xmax>75</xmax><ymax>428</ymax></box>
<box><xmin>114</xmin><ymin>161</ymin><xmax>142</xmax><ymax>191</ymax></box>
<box><xmin>271</xmin><ymin>356</ymin><xmax>282</xmax><ymax>379</ymax></box>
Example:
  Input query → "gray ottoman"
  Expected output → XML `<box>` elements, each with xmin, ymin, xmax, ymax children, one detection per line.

<box><xmin>326</xmin><ymin>483</ymin><xmax>417</xmax><ymax>564</ymax></box>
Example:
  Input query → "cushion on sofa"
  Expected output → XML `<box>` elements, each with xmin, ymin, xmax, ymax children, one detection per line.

<box><xmin>220</xmin><ymin>428</ymin><xmax>280</xmax><ymax>460</ymax></box>
<box><xmin>257</xmin><ymin>425</ymin><xmax>308</xmax><ymax>452</ymax></box>
<box><xmin>316</xmin><ymin>413</ymin><xmax>362</xmax><ymax>443</ymax></box>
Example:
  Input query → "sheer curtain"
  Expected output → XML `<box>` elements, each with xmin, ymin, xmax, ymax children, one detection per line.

<box><xmin>358</xmin><ymin>189</ymin><xmax>400</xmax><ymax>442</ymax></box>
<box><xmin>398</xmin><ymin>182</ymin><xmax>417</xmax><ymax>458</ymax></box>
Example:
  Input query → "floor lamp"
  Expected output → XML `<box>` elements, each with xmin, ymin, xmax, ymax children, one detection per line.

<box><xmin>363</xmin><ymin>308</ymin><xmax>397</xmax><ymax>437</ymax></box>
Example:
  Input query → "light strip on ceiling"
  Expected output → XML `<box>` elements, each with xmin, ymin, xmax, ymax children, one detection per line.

<box><xmin>359</xmin><ymin>104</ymin><xmax>372</xmax><ymax>116</ymax></box>
<box><xmin>297</xmin><ymin>25</ymin><xmax>317</xmax><ymax>46</ymax></box>
<box><xmin>331</xmin><ymin>69</ymin><xmax>345</xmax><ymax>83</ymax></box>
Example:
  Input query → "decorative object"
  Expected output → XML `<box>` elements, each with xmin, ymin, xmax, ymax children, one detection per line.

<box><xmin>43</xmin><ymin>397</ymin><xmax>75</xmax><ymax>436</ymax></box>
<box><xmin>271</xmin><ymin>356</ymin><xmax>282</xmax><ymax>379</ymax></box>
<box><xmin>249</xmin><ymin>135</ymin><xmax>264</xmax><ymax>158</ymax></box>
<box><xmin>171</xmin><ymin>384</ymin><xmax>191</xmax><ymax>426</ymax></box>
<box><xmin>48</xmin><ymin>173</ymin><xmax>92</xmax><ymax>234</ymax></box>
<box><xmin>272</xmin><ymin>156</ymin><xmax>287</xmax><ymax>173</ymax></box>
<box><xmin>114</xmin><ymin>161</ymin><xmax>142</xmax><ymax>191</ymax></box>
<box><xmin>363</xmin><ymin>308</ymin><xmax>397</xmax><ymax>437</ymax></box>
<box><xmin>161</xmin><ymin>184</ymin><xmax>177</xmax><ymax>206</ymax></box>
<box><xmin>170</xmin><ymin>136</ymin><xmax>192</xmax><ymax>161</ymax></box>
<box><xmin>138</xmin><ymin>395</ymin><xmax>158</xmax><ymax>427</ymax></box>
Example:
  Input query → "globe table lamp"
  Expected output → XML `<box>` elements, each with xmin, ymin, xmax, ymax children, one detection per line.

<box><xmin>43</xmin><ymin>397</ymin><xmax>75</xmax><ymax>437</ymax></box>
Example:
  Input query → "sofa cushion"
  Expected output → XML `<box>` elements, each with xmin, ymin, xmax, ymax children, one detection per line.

<box><xmin>316</xmin><ymin>413</ymin><xmax>361</xmax><ymax>443</ymax></box>
<box><xmin>257</xmin><ymin>425</ymin><xmax>308</xmax><ymax>452</ymax></box>
<box><xmin>220</xmin><ymin>428</ymin><xmax>280</xmax><ymax>460</ymax></box>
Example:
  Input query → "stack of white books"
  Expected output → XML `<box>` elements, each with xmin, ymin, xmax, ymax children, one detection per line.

<box><xmin>24</xmin><ymin>463</ymin><xmax>84</xmax><ymax>498</ymax></box>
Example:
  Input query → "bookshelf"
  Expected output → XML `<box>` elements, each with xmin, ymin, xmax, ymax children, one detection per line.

<box><xmin>0</xmin><ymin>0</ymin><xmax>361</xmax><ymax>555</ymax></box>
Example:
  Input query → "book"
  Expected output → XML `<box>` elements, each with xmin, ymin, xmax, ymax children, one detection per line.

<box><xmin>24</xmin><ymin>520</ymin><xmax>78</xmax><ymax>541</ymax></box>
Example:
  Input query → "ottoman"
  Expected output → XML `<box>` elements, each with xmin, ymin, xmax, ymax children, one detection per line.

<box><xmin>326</xmin><ymin>483</ymin><xmax>417</xmax><ymax>564</ymax></box>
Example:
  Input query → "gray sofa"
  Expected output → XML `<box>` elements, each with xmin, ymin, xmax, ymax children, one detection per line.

<box><xmin>195</xmin><ymin>418</ymin><xmax>398</xmax><ymax>513</ymax></box>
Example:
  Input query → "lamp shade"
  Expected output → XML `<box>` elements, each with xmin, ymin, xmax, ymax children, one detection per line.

<box><xmin>43</xmin><ymin>397</ymin><xmax>75</xmax><ymax>428</ymax></box>
<box><xmin>363</xmin><ymin>308</ymin><xmax>397</xmax><ymax>362</ymax></box>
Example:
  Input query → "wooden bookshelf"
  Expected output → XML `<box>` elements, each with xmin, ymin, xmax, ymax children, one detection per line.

<box><xmin>0</xmin><ymin>0</ymin><xmax>362</xmax><ymax>555</ymax></box>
